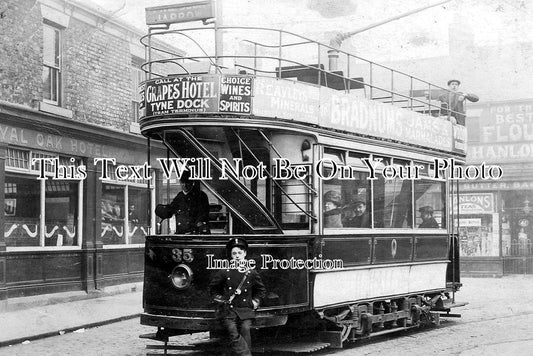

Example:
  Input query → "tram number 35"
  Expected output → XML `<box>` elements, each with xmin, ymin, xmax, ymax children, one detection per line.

<box><xmin>171</xmin><ymin>248</ymin><xmax>194</xmax><ymax>263</ymax></box>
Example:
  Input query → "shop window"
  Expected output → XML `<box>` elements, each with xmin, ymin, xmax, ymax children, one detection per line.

<box><xmin>101</xmin><ymin>164</ymin><xmax>154</xmax><ymax>245</ymax></box>
<box><xmin>101</xmin><ymin>184</ymin><xmax>126</xmax><ymax>245</ymax></box>
<box><xmin>43</xmin><ymin>22</ymin><xmax>62</xmax><ymax>105</ymax></box>
<box><xmin>456</xmin><ymin>193</ymin><xmax>498</xmax><ymax>257</ymax></box>
<box><xmin>5</xmin><ymin>152</ymin><xmax>83</xmax><ymax>248</ymax></box>
<box><xmin>501</xmin><ymin>193</ymin><xmax>533</xmax><ymax>257</ymax></box>
<box><xmin>128</xmin><ymin>187</ymin><xmax>150</xmax><ymax>244</ymax></box>
<box><xmin>45</xmin><ymin>180</ymin><xmax>78</xmax><ymax>246</ymax></box>
<box><xmin>7</xmin><ymin>148</ymin><xmax>30</xmax><ymax>170</ymax></box>
<box><xmin>4</xmin><ymin>175</ymin><xmax>41</xmax><ymax>247</ymax></box>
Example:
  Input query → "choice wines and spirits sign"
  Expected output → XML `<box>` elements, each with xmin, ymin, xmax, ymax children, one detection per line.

<box><xmin>140</xmin><ymin>75</ymin><xmax>252</xmax><ymax>116</ymax></box>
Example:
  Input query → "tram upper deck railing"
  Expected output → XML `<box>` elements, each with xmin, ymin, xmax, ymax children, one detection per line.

<box><xmin>138</xmin><ymin>26</ymin><xmax>466</xmax><ymax>155</ymax></box>
<box><xmin>140</xmin><ymin>26</ymin><xmax>464</xmax><ymax>121</ymax></box>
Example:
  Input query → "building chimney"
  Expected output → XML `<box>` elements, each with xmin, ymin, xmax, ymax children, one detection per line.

<box><xmin>328</xmin><ymin>49</ymin><xmax>339</xmax><ymax>71</ymax></box>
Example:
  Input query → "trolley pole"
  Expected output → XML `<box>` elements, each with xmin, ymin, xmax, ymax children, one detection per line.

<box><xmin>213</xmin><ymin>0</ymin><xmax>223</xmax><ymax>67</ymax></box>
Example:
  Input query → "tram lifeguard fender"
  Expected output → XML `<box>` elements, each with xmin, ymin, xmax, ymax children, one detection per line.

<box><xmin>155</xmin><ymin>204</ymin><xmax>173</xmax><ymax>219</ymax></box>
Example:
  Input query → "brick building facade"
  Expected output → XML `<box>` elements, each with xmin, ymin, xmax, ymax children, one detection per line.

<box><xmin>0</xmin><ymin>0</ymin><xmax>182</xmax><ymax>309</ymax></box>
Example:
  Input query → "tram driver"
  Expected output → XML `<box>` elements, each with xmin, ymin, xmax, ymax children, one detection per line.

<box><xmin>155</xmin><ymin>170</ymin><xmax>211</xmax><ymax>234</ymax></box>
<box><xmin>418</xmin><ymin>206</ymin><xmax>440</xmax><ymax>229</ymax></box>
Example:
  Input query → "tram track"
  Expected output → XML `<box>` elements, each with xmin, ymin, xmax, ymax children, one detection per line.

<box><xmin>144</xmin><ymin>309</ymin><xmax>533</xmax><ymax>356</ymax></box>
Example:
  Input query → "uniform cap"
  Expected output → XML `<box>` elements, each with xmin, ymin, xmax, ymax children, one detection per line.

<box><xmin>155</xmin><ymin>204</ymin><xmax>172</xmax><ymax>219</ymax></box>
<box><xmin>226</xmin><ymin>237</ymin><xmax>248</xmax><ymax>251</ymax></box>
<box><xmin>179</xmin><ymin>169</ymin><xmax>191</xmax><ymax>183</ymax></box>
<box><xmin>447</xmin><ymin>79</ymin><xmax>461</xmax><ymax>86</ymax></box>
<box><xmin>324</xmin><ymin>190</ymin><xmax>342</xmax><ymax>205</ymax></box>
<box><xmin>419</xmin><ymin>206</ymin><xmax>434</xmax><ymax>213</ymax></box>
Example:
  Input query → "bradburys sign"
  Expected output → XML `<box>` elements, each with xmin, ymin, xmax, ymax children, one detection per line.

<box><xmin>319</xmin><ymin>88</ymin><xmax>452</xmax><ymax>151</ymax></box>
<box><xmin>139</xmin><ymin>74</ymin><xmax>460</xmax><ymax>153</ymax></box>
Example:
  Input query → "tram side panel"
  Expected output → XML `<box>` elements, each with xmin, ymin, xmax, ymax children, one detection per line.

<box><xmin>142</xmin><ymin>236</ymin><xmax>311</xmax><ymax>331</ymax></box>
<box><xmin>313</xmin><ymin>234</ymin><xmax>450</xmax><ymax>308</ymax></box>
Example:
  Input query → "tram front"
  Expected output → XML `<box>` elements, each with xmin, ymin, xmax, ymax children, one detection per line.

<box><xmin>140</xmin><ymin>97</ymin><xmax>319</xmax><ymax>336</ymax></box>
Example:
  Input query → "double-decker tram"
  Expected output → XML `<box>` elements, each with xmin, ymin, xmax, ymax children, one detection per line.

<box><xmin>138</xmin><ymin>25</ymin><xmax>466</xmax><ymax>352</ymax></box>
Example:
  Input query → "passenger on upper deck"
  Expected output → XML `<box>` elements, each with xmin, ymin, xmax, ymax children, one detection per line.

<box><xmin>155</xmin><ymin>170</ymin><xmax>210</xmax><ymax>234</ymax></box>
<box><xmin>438</xmin><ymin>79</ymin><xmax>479</xmax><ymax>126</ymax></box>
<box><xmin>323</xmin><ymin>190</ymin><xmax>343</xmax><ymax>228</ymax></box>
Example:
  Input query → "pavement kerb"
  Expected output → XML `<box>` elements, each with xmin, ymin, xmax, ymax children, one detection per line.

<box><xmin>0</xmin><ymin>313</ymin><xmax>141</xmax><ymax>348</ymax></box>
<box><xmin>4</xmin><ymin>282</ymin><xmax>143</xmax><ymax>313</ymax></box>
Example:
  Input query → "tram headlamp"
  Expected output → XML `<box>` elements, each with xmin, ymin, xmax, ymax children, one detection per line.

<box><xmin>169</xmin><ymin>264</ymin><xmax>193</xmax><ymax>290</ymax></box>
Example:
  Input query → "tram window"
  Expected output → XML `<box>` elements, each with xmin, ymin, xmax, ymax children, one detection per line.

<box><xmin>414</xmin><ymin>161</ymin><xmax>430</xmax><ymax>177</ymax></box>
<box><xmin>415</xmin><ymin>180</ymin><xmax>446</xmax><ymax>229</ymax></box>
<box><xmin>347</xmin><ymin>151</ymin><xmax>368</xmax><ymax>169</ymax></box>
<box><xmin>159</xmin><ymin>179</ymin><xmax>229</xmax><ymax>234</ymax></box>
<box><xmin>322</xmin><ymin>168</ymin><xmax>371</xmax><ymax>230</ymax></box>
<box><xmin>373</xmin><ymin>176</ymin><xmax>413</xmax><ymax>229</ymax></box>
<box><xmin>128</xmin><ymin>187</ymin><xmax>150</xmax><ymax>243</ymax></box>
<box><xmin>274</xmin><ymin>166</ymin><xmax>313</xmax><ymax>230</ymax></box>
<box><xmin>323</xmin><ymin>148</ymin><xmax>345</xmax><ymax>164</ymax></box>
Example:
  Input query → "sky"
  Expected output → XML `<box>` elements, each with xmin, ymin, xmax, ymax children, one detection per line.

<box><xmin>85</xmin><ymin>0</ymin><xmax>533</xmax><ymax>63</ymax></box>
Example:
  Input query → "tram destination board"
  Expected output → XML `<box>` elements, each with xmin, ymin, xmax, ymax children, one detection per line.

<box><xmin>145</xmin><ymin>1</ymin><xmax>214</xmax><ymax>25</ymax></box>
<box><xmin>140</xmin><ymin>74</ymin><xmax>252</xmax><ymax>116</ymax></box>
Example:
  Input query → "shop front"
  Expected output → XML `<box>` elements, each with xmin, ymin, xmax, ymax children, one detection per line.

<box><xmin>461</xmin><ymin>99</ymin><xmax>533</xmax><ymax>276</ymax></box>
<box><xmin>1</xmin><ymin>103</ymin><xmax>156</xmax><ymax>306</ymax></box>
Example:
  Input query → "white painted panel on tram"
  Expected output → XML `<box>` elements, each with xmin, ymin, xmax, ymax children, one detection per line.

<box><xmin>313</xmin><ymin>263</ymin><xmax>448</xmax><ymax>308</ymax></box>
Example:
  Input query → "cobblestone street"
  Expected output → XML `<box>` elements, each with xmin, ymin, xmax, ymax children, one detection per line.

<box><xmin>3</xmin><ymin>276</ymin><xmax>533</xmax><ymax>356</ymax></box>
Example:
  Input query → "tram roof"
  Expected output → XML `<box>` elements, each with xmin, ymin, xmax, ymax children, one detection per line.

<box><xmin>137</xmin><ymin>26</ymin><xmax>466</xmax><ymax>157</ymax></box>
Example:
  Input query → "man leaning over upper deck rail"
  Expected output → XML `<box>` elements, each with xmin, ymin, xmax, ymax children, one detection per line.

<box><xmin>438</xmin><ymin>79</ymin><xmax>479</xmax><ymax>126</ymax></box>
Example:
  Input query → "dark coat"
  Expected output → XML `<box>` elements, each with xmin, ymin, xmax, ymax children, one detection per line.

<box><xmin>438</xmin><ymin>91</ymin><xmax>479</xmax><ymax>125</ymax></box>
<box><xmin>209</xmin><ymin>268</ymin><xmax>266</xmax><ymax>320</ymax></box>
<box><xmin>344</xmin><ymin>212</ymin><xmax>370</xmax><ymax>228</ymax></box>
<box><xmin>419</xmin><ymin>217</ymin><xmax>439</xmax><ymax>229</ymax></box>
<box><xmin>168</xmin><ymin>188</ymin><xmax>210</xmax><ymax>234</ymax></box>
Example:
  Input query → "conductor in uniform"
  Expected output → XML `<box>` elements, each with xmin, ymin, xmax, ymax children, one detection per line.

<box><xmin>155</xmin><ymin>169</ymin><xmax>210</xmax><ymax>234</ymax></box>
<box><xmin>209</xmin><ymin>238</ymin><xmax>266</xmax><ymax>356</ymax></box>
